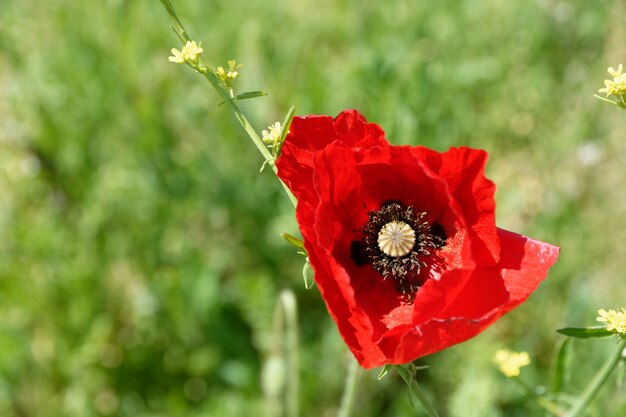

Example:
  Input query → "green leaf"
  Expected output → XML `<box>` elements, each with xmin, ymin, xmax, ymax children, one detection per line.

<box><xmin>377</xmin><ymin>365</ymin><xmax>392</xmax><ymax>380</ymax></box>
<box><xmin>259</xmin><ymin>158</ymin><xmax>275</xmax><ymax>173</ymax></box>
<box><xmin>279</xmin><ymin>107</ymin><xmax>295</xmax><ymax>143</ymax></box>
<box><xmin>281</xmin><ymin>232</ymin><xmax>305</xmax><ymax>250</ymax></box>
<box><xmin>550</xmin><ymin>338</ymin><xmax>571</xmax><ymax>393</ymax></box>
<box><xmin>218</xmin><ymin>91</ymin><xmax>267</xmax><ymax>106</ymax></box>
<box><xmin>302</xmin><ymin>258</ymin><xmax>314</xmax><ymax>290</ymax></box>
<box><xmin>274</xmin><ymin>106</ymin><xmax>295</xmax><ymax>156</ymax></box>
<box><xmin>235</xmin><ymin>90</ymin><xmax>267</xmax><ymax>100</ymax></box>
<box><xmin>556</xmin><ymin>326</ymin><xmax>614</xmax><ymax>339</ymax></box>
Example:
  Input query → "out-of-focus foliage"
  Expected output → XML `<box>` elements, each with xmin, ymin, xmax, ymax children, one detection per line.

<box><xmin>1</xmin><ymin>0</ymin><xmax>625</xmax><ymax>416</ymax></box>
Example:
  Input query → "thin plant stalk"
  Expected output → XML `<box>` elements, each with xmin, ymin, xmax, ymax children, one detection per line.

<box><xmin>159</xmin><ymin>0</ymin><xmax>297</xmax><ymax>207</ymax></box>
<box><xmin>268</xmin><ymin>290</ymin><xmax>300</xmax><ymax>417</ymax></box>
<box><xmin>565</xmin><ymin>339</ymin><xmax>626</xmax><ymax>417</ymax></box>
<box><xmin>159</xmin><ymin>5</ymin><xmax>305</xmax><ymax>415</ymax></box>
<box><xmin>337</xmin><ymin>358</ymin><xmax>360</xmax><ymax>417</ymax></box>
<box><xmin>280</xmin><ymin>290</ymin><xmax>300</xmax><ymax>417</ymax></box>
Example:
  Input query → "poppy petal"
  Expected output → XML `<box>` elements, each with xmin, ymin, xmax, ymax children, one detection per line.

<box><xmin>275</xmin><ymin>110</ymin><xmax>560</xmax><ymax>368</ymax></box>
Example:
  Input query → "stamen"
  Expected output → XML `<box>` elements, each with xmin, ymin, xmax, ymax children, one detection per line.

<box><xmin>377</xmin><ymin>221</ymin><xmax>415</xmax><ymax>257</ymax></box>
<box><xmin>350</xmin><ymin>201</ymin><xmax>449</xmax><ymax>297</ymax></box>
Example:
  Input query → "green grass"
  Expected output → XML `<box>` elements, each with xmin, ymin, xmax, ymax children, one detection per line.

<box><xmin>1</xmin><ymin>0</ymin><xmax>625</xmax><ymax>416</ymax></box>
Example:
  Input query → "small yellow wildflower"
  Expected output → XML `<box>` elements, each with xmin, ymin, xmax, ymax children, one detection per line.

<box><xmin>596</xmin><ymin>308</ymin><xmax>626</xmax><ymax>334</ymax></box>
<box><xmin>168</xmin><ymin>48</ymin><xmax>185</xmax><ymax>64</ymax></box>
<box><xmin>168</xmin><ymin>40</ymin><xmax>203</xmax><ymax>64</ymax></box>
<box><xmin>262</xmin><ymin>122</ymin><xmax>283</xmax><ymax>146</ymax></box>
<box><xmin>598</xmin><ymin>64</ymin><xmax>626</xmax><ymax>98</ymax></box>
<box><xmin>217</xmin><ymin>60</ymin><xmax>243</xmax><ymax>84</ymax></box>
<box><xmin>493</xmin><ymin>349</ymin><xmax>531</xmax><ymax>378</ymax></box>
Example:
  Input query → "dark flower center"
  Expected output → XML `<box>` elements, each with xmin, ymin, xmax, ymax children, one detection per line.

<box><xmin>350</xmin><ymin>201</ymin><xmax>447</xmax><ymax>297</ymax></box>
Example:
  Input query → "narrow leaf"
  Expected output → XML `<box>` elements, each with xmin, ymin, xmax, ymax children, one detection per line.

<box><xmin>279</xmin><ymin>107</ymin><xmax>295</xmax><ymax>143</ymax></box>
<box><xmin>556</xmin><ymin>326</ymin><xmax>614</xmax><ymax>339</ymax></box>
<box><xmin>259</xmin><ymin>158</ymin><xmax>275</xmax><ymax>173</ymax></box>
<box><xmin>218</xmin><ymin>91</ymin><xmax>268</xmax><ymax>106</ymax></box>
<box><xmin>281</xmin><ymin>232</ymin><xmax>305</xmax><ymax>250</ymax></box>
<box><xmin>377</xmin><ymin>365</ymin><xmax>392</xmax><ymax>380</ymax></box>
<box><xmin>235</xmin><ymin>90</ymin><xmax>267</xmax><ymax>100</ymax></box>
<box><xmin>274</xmin><ymin>106</ymin><xmax>295</xmax><ymax>157</ymax></box>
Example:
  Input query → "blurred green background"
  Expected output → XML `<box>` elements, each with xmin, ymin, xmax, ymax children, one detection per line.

<box><xmin>1</xmin><ymin>0</ymin><xmax>625</xmax><ymax>416</ymax></box>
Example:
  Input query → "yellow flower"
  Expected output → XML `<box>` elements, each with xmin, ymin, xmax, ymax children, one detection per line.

<box><xmin>597</xmin><ymin>308</ymin><xmax>626</xmax><ymax>334</ymax></box>
<box><xmin>493</xmin><ymin>349</ymin><xmax>531</xmax><ymax>377</ymax></box>
<box><xmin>168</xmin><ymin>40</ymin><xmax>203</xmax><ymax>64</ymax></box>
<box><xmin>598</xmin><ymin>64</ymin><xmax>626</xmax><ymax>98</ymax></box>
<box><xmin>216</xmin><ymin>60</ymin><xmax>243</xmax><ymax>84</ymax></box>
<box><xmin>608</xmin><ymin>64</ymin><xmax>624</xmax><ymax>79</ymax></box>
<box><xmin>168</xmin><ymin>48</ymin><xmax>185</xmax><ymax>64</ymax></box>
<box><xmin>262</xmin><ymin>122</ymin><xmax>283</xmax><ymax>146</ymax></box>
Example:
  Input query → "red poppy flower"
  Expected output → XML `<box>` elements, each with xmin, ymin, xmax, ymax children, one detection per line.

<box><xmin>276</xmin><ymin>109</ymin><xmax>559</xmax><ymax>369</ymax></box>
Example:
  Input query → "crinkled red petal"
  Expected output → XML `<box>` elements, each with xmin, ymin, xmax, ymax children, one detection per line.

<box><xmin>275</xmin><ymin>110</ymin><xmax>560</xmax><ymax>369</ymax></box>
<box><xmin>371</xmin><ymin>228</ymin><xmax>559</xmax><ymax>368</ymax></box>
<box><xmin>276</xmin><ymin>110</ymin><xmax>388</xmax><ymax>206</ymax></box>
<box><xmin>411</xmin><ymin>146</ymin><xmax>500</xmax><ymax>265</ymax></box>
<box><xmin>305</xmin><ymin>143</ymin><xmax>479</xmax><ymax>365</ymax></box>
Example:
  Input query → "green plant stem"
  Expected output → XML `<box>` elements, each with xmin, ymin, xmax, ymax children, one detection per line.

<box><xmin>159</xmin><ymin>0</ymin><xmax>297</xmax><ymax>207</ymax></box>
<box><xmin>277</xmin><ymin>290</ymin><xmax>299</xmax><ymax>417</ymax></box>
<box><xmin>270</xmin><ymin>291</ymin><xmax>299</xmax><ymax>417</ymax></box>
<box><xmin>564</xmin><ymin>339</ymin><xmax>626</xmax><ymax>417</ymax></box>
<box><xmin>393</xmin><ymin>365</ymin><xmax>440</xmax><ymax>417</ymax></box>
<box><xmin>337</xmin><ymin>358</ymin><xmax>360</xmax><ymax>417</ymax></box>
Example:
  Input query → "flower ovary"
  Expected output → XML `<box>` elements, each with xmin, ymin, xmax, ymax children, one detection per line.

<box><xmin>377</xmin><ymin>221</ymin><xmax>416</xmax><ymax>257</ymax></box>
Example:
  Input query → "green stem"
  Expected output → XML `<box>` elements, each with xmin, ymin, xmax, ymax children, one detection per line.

<box><xmin>159</xmin><ymin>0</ymin><xmax>297</xmax><ymax>207</ymax></box>
<box><xmin>337</xmin><ymin>358</ymin><xmax>360</xmax><ymax>417</ymax></box>
<box><xmin>393</xmin><ymin>365</ymin><xmax>440</xmax><ymax>417</ymax></box>
<box><xmin>279</xmin><ymin>290</ymin><xmax>299</xmax><ymax>417</ymax></box>
<box><xmin>159</xmin><ymin>0</ymin><xmax>190</xmax><ymax>43</ymax></box>
<box><xmin>202</xmin><ymin>67</ymin><xmax>298</xmax><ymax>206</ymax></box>
<box><xmin>564</xmin><ymin>339</ymin><xmax>626</xmax><ymax>417</ymax></box>
<box><xmin>269</xmin><ymin>291</ymin><xmax>299</xmax><ymax>417</ymax></box>
<box><xmin>593</xmin><ymin>94</ymin><xmax>619</xmax><ymax>106</ymax></box>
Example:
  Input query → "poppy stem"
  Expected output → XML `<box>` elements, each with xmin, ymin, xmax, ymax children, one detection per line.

<box><xmin>393</xmin><ymin>365</ymin><xmax>440</xmax><ymax>417</ymax></box>
<box><xmin>564</xmin><ymin>338</ymin><xmax>626</xmax><ymax>417</ymax></box>
<box><xmin>337</xmin><ymin>358</ymin><xmax>360</xmax><ymax>417</ymax></box>
<box><xmin>159</xmin><ymin>0</ymin><xmax>298</xmax><ymax>208</ymax></box>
